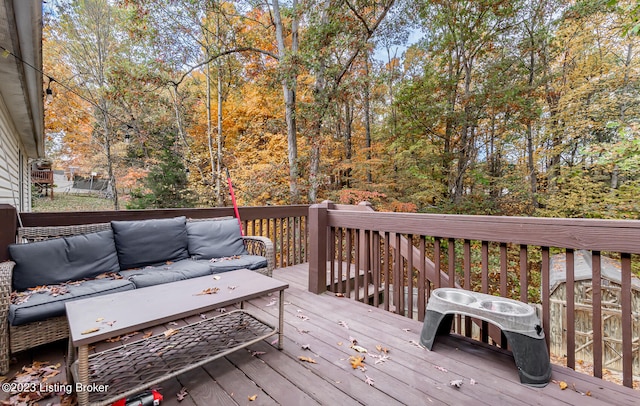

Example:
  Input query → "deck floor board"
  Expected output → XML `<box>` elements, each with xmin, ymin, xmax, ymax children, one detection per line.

<box><xmin>1</xmin><ymin>263</ymin><xmax>638</xmax><ymax>405</ymax></box>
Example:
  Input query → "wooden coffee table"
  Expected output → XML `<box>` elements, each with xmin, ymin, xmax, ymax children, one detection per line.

<box><xmin>65</xmin><ymin>269</ymin><xmax>288</xmax><ymax>406</ymax></box>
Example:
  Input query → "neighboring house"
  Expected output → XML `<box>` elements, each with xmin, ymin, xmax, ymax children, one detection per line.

<box><xmin>0</xmin><ymin>0</ymin><xmax>44</xmax><ymax>211</ymax></box>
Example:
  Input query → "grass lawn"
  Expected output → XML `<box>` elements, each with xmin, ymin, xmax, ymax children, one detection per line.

<box><xmin>32</xmin><ymin>193</ymin><xmax>115</xmax><ymax>212</ymax></box>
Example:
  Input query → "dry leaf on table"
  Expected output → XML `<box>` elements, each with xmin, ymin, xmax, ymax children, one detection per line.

<box><xmin>81</xmin><ymin>327</ymin><xmax>100</xmax><ymax>335</ymax></box>
<box><xmin>195</xmin><ymin>287</ymin><xmax>219</xmax><ymax>295</ymax></box>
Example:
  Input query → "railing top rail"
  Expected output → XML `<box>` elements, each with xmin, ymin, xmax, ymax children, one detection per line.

<box><xmin>18</xmin><ymin>205</ymin><xmax>310</xmax><ymax>227</ymax></box>
<box><xmin>326</xmin><ymin>209</ymin><xmax>640</xmax><ymax>254</ymax></box>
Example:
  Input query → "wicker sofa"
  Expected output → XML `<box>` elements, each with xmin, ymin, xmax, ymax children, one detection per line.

<box><xmin>0</xmin><ymin>216</ymin><xmax>274</xmax><ymax>374</ymax></box>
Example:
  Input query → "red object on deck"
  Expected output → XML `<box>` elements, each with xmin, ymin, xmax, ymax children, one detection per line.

<box><xmin>111</xmin><ymin>389</ymin><xmax>163</xmax><ymax>406</ymax></box>
<box><xmin>226</xmin><ymin>168</ymin><xmax>243</xmax><ymax>236</ymax></box>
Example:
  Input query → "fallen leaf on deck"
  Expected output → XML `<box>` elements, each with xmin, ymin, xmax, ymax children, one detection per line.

<box><xmin>450</xmin><ymin>379</ymin><xmax>463</xmax><ymax>388</ymax></box>
<box><xmin>81</xmin><ymin>327</ymin><xmax>100</xmax><ymax>335</ymax></box>
<box><xmin>338</xmin><ymin>320</ymin><xmax>349</xmax><ymax>329</ymax></box>
<box><xmin>296</xmin><ymin>328</ymin><xmax>309</xmax><ymax>334</ymax></box>
<box><xmin>402</xmin><ymin>328</ymin><xmax>411</xmax><ymax>332</ymax></box>
<box><xmin>251</xmin><ymin>351</ymin><xmax>266</xmax><ymax>356</ymax></box>
<box><xmin>143</xmin><ymin>331</ymin><xmax>153</xmax><ymax>339</ymax></box>
<box><xmin>376</xmin><ymin>345</ymin><xmax>390</xmax><ymax>353</ymax></box>
<box><xmin>301</xmin><ymin>344</ymin><xmax>311</xmax><ymax>351</ymax></box>
<box><xmin>558</xmin><ymin>381</ymin><xmax>568</xmax><ymax>390</ymax></box>
<box><xmin>200</xmin><ymin>314</ymin><xmax>207</xmax><ymax>319</ymax></box>
<box><xmin>228</xmin><ymin>285</ymin><xmax>237</xmax><ymax>290</ymax></box>
<box><xmin>297</xmin><ymin>314</ymin><xmax>310</xmax><ymax>321</ymax></box>
<box><xmin>213</xmin><ymin>275</ymin><xmax>221</xmax><ymax>280</ymax></box>
<box><xmin>349</xmin><ymin>355</ymin><xmax>365</xmax><ymax>370</ymax></box>
<box><xmin>351</xmin><ymin>345</ymin><xmax>368</xmax><ymax>353</ymax></box>
<box><xmin>196</xmin><ymin>287</ymin><xmax>220</xmax><ymax>295</ymax></box>
<box><xmin>365</xmin><ymin>375</ymin><xmax>375</xmax><ymax>386</ymax></box>
<box><xmin>337</xmin><ymin>342</ymin><xmax>343</xmax><ymax>346</ymax></box>
<box><xmin>434</xmin><ymin>365</ymin><xmax>448</xmax><ymax>373</ymax></box>
<box><xmin>349</xmin><ymin>336</ymin><xmax>358</xmax><ymax>346</ymax></box>
<box><xmin>169</xmin><ymin>321</ymin><xmax>179</xmax><ymax>326</ymax></box>
<box><xmin>298</xmin><ymin>356</ymin><xmax>317</xmax><ymax>364</ymax></box>
<box><xmin>266</xmin><ymin>298</ymin><xmax>277</xmax><ymax>307</ymax></box>
<box><xmin>371</xmin><ymin>354</ymin><xmax>390</xmax><ymax>364</ymax></box>
<box><xmin>335</xmin><ymin>293</ymin><xmax>345</xmax><ymax>297</ymax></box>
<box><xmin>106</xmin><ymin>336</ymin><xmax>121</xmax><ymax>343</ymax></box>
<box><xmin>218</xmin><ymin>308</ymin><xmax>226</xmax><ymax>313</ymax></box>
<box><xmin>163</xmin><ymin>328</ymin><xmax>178</xmax><ymax>338</ymax></box>
<box><xmin>176</xmin><ymin>387</ymin><xmax>188</xmax><ymax>402</ymax></box>
<box><xmin>470</xmin><ymin>378</ymin><xmax>476</xmax><ymax>385</ymax></box>
<box><xmin>248</xmin><ymin>394</ymin><xmax>257</xmax><ymax>401</ymax></box>
<box><xmin>409</xmin><ymin>340</ymin><xmax>425</xmax><ymax>349</ymax></box>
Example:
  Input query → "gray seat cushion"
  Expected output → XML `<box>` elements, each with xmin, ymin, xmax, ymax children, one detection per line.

<box><xmin>9</xmin><ymin>278</ymin><xmax>135</xmax><ymax>326</ymax></box>
<box><xmin>118</xmin><ymin>260</ymin><xmax>211</xmax><ymax>288</ymax></box>
<box><xmin>195</xmin><ymin>255</ymin><xmax>268</xmax><ymax>274</ymax></box>
<box><xmin>186</xmin><ymin>218</ymin><xmax>248</xmax><ymax>260</ymax></box>
<box><xmin>112</xmin><ymin>216</ymin><xmax>189</xmax><ymax>269</ymax></box>
<box><xmin>9</xmin><ymin>230</ymin><xmax>121</xmax><ymax>291</ymax></box>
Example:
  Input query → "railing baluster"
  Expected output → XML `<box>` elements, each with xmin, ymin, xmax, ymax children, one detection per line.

<box><xmin>566</xmin><ymin>248</ymin><xmax>575</xmax><ymax>371</ymax></box>
<box><xmin>407</xmin><ymin>234</ymin><xmax>414</xmax><ymax>320</ymax></box>
<box><xmin>500</xmin><ymin>242</ymin><xmax>508</xmax><ymax>348</ymax></box>
<box><xmin>541</xmin><ymin>247</ymin><xmax>551</xmax><ymax>353</ymax></box>
<box><xmin>621</xmin><ymin>253</ymin><xmax>633</xmax><ymax>388</ymax></box>
<box><xmin>520</xmin><ymin>244</ymin><xmax>528</xmax><ymax>303</ymax></box>
<box><xmin>329</xmin><ymin>226</ymin><xmax>336</xmax><ymax>292</ymax></box>
<box><xmin>481</xmin><ymin>241</ymin><xmax>489</xmax><ymax>343</ymax></box>
<box><xmin>383</xmin><ymin>232</ymin><xmax>390</xmax><ymax>312</ymax></box>
<box><xmin>373</xmin><ymin>232</ymin><xmax>381</xmax><ymax>308</ymax></box>
<box><xmin>354</xmin><ymin>230</ymin><xmax>361</xmax><ymax>302</ymax></box>
<box><xmin>394</xmin><ymin>233</ymin><xmax>402</xmax><ymax>315</ymax></box>
<box><xmin>434</xmin><ymin>238</ymin><xmax>441</xmax><ymax>289</ymax></box>
<box><xmin>345</xmin><ymin>229</ymin><xmax>352</xmax><ymax>299</ymax></box>
<box><xmin>592</xmin><ymin>250</ymin><xmax>602</xmax><ymax>379</ymax></box>
<box><xmin>337</xmin><ymin>228</ymin><xmax>344</xmax><ymax>294</ymax></box>
<box><xmin>463</xmin><ymin>239</ymin><xmax>472</xmax><ymax>337</ymax></box>
<box><xmin>418</xmin><ymin>236</ymin><xmax>426</xmax><ymax>322</ymax></box>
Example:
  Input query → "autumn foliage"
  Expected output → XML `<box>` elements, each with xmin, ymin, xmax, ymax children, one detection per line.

<box><xmin>42</xmin><ymin>0</ymin><xmax>640</xmax><ymax>218</ymax></box>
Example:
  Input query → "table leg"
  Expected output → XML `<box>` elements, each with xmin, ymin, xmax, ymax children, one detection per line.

<box><xmin>76</xmin><ymin>345</ymin><xmax>89</xmax><ymax>406</ymax></box>
<box><xmin>278</xmin><ymin>289</ymin><xmax>284</xmax><ymax>350</ymax></box>
<box><xmin>66</xmin><ymin>338</ymin><xmax>75</xmax><ymax>384</ymax></box>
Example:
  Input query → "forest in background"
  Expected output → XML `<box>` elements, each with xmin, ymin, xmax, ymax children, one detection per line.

<box><xmin>42</xmin><ymin>0</ymin><xmax>640</xmax><ymax>218</ymax></box>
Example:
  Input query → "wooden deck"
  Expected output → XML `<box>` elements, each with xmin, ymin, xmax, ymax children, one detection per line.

<box><xmin>2</xmin><ymin>263</ymin><xmax>639</xmax><ymax>405</ymax></box>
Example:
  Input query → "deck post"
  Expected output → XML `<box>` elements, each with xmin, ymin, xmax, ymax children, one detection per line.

<box><xmin>308</xmin><ymin>200</ymin><xmax>332</xmax><ymax>294</ymax></box>
<box><xmin>0</xmin><ymin>205</ymin><xmax>17</xmax><ymax>261</ymax></box>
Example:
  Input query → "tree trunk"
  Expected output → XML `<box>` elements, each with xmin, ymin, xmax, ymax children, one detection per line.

<box><xmin>272</xmin><ymin>0</ymin><xmax>300</xmax><ymax>204</ymax></box>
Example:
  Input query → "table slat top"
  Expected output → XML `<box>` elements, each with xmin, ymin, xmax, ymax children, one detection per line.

<box><xmin>66</xmin><ymin>269</ymin><xmax>287</xmax><ymax>346</ymax></box>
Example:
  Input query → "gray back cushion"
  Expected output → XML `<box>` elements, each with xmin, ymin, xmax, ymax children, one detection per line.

<box><xmin>187</xmin><ymin>218</ymin><xmax>248</xmax><ymax>260</ymax></box>
<box><xmin>9</xmin><ymin>230</ymin><xmax>120</xmax><ymax>291</ymax></box>
<box><xmin>111</xmin><ymin>216</ymin><xmax>189</xmax><ymax>269</ymax></box>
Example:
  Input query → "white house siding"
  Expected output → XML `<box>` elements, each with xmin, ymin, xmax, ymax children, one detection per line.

<box><xmin>0</xmin><ymin>96</ymin><xmax>29</xmax><ymax>212</ymax></box>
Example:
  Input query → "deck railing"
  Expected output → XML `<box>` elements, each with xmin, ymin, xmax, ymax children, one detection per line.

<box><xmin>308</xmin><ymin>201</ymin><xmax>640</xmax><ymax>388</ymax></box>
<box><xmin>0</xmin><ymin>205</ymin><xmax>309</xmax><ymax>269</ymax></box>
<box><xmin>1</xmin><ymin>202</ymin><xmax>639</xmax><ymax>387</ymax></box>
<box><xmin>31</xmin><ymin>169</ymin><xmax>53</xmax><ymax>184</ymax></box>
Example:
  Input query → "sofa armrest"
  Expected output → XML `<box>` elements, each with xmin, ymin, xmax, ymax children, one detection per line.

<box><xmin>0</xmin><ymin>261</ymin><xmax>14</xmax><ymax>374</ymax></box>
<box><xmin>243</xmin><ymin>236</ymin><xmax>275</xmax><ymax>275</ymax></box>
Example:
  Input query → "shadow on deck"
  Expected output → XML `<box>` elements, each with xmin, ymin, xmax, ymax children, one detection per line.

<box><xmin>1</xmin><ymin>263</ymin><xmax>638</xmax><ymax>405</ymax></box>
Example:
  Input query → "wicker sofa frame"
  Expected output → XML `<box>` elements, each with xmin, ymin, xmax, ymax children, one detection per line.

<box><xmin>0</xmin><ymin>219</ymin><xmax>275</xmax><ymax>374</ymax></box>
